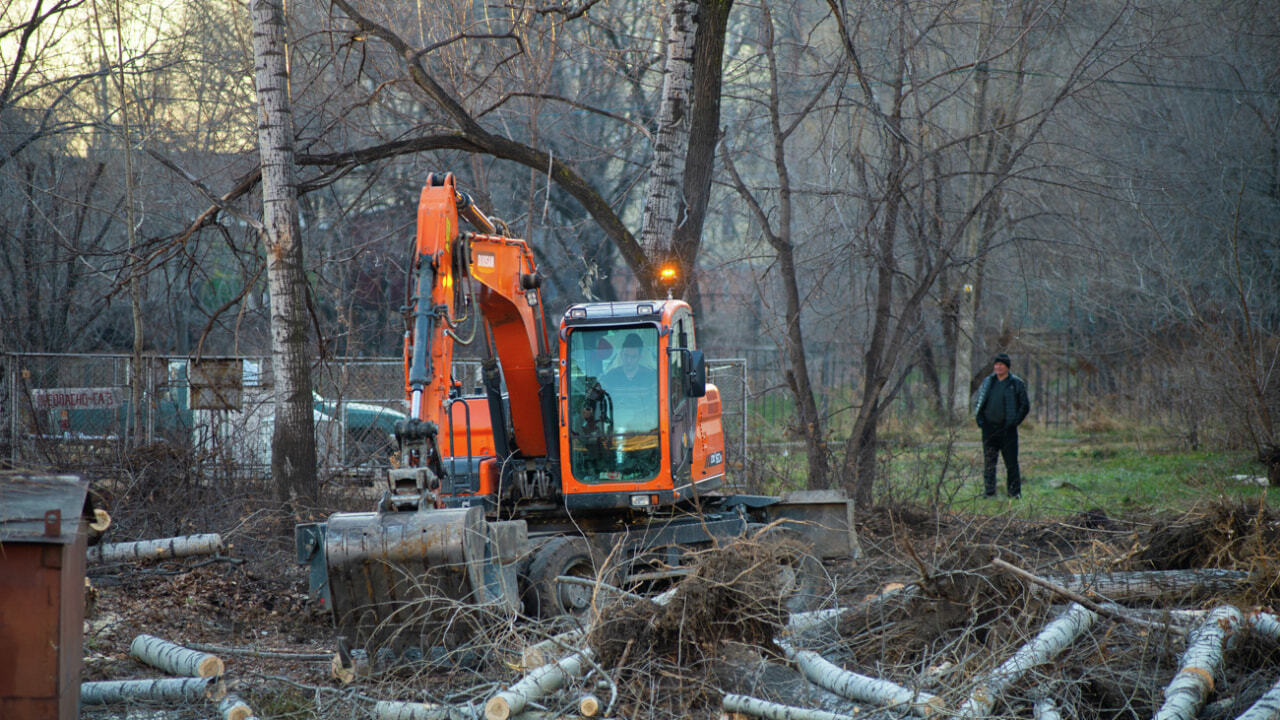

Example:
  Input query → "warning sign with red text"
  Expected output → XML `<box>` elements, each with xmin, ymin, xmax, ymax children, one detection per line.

<box><xmin>31</xmin><ymin>387</ymin><xmax>124</xmax><ymax>410</ymax></box>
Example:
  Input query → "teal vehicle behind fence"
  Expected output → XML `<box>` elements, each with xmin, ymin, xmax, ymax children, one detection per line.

<box><xmin>8</xmin><ymin>355</ymin><xmax>406</xmax><ymax>470</ymax></box>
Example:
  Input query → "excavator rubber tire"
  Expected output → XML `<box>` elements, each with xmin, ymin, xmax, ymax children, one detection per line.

<box><xmin>524</xmin><ymin>535</ymin><xmax>610</xmax><ymax>620</ymax></box>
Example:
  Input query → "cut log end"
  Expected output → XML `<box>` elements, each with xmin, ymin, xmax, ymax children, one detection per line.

<box><xmin>198</xmin><ymin>655</ymin><xmax>226</xmax><ymax>678</ymax></box>
<box><xmin>484</xmin><ymin>696</ymin><xmax>512</xmax><ymax>720</ymax></box>
<box><xmin>331</xmin><ymin>653</ymin><xmax>355</xmax><ymax>684</ymax></box>
<box><xmin>579</xmin><ymin>693</ymin><xmax>601</xmax><ymax>717</ymax></box>
<box><xmin>90</xmin><ymin>508</ymin><xmax>112</xmax><ymax>532</ymax></box>
<box><xmin>219</xmin><ymin>695</ymin><xmax>253</xmax><ymax>720</ymax></box>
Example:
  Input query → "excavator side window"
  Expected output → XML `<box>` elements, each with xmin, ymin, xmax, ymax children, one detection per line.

<box><xmin>567</xmin><ymin>326</ymin><xmax>661</xmax><ymax>484</ymax></box>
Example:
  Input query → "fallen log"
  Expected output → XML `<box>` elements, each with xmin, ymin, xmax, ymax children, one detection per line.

<box><xmin>186</xmin><ymin>641</ymin><xmax>332</xmax><ymax>661</ymax></box>
<box><xmin>219</xmin><ymin>693</ymin><xmax>253</xmax><ymax>720</ymax></box>
<box><xmin>1153</xmin><ymin>605</ymin><xmax>1245</xmax><ymax>720</ymax></box>
<box><xmin>785</xmin><ymin>608</ymin><xmax>845</xmax><ymax>637</ymax></box>
<box><xmin>331</xmin><ymin>636</ymin><xmax>372</xmax><ymax>684</ymax></box>
<box><xmin>373</xmin><ymin>700</ymin><xmax>450</xmax><ymax>720</ymax></box>
<box><xmin>722</xmin><ymin>693</ymin><xmax>856</xmax><ymax>720</ymax></box>
<box><xmin>992</xmin><ymin>558</ymin><xmax>1185</xmax><ymax>636</ymax></box>
<box><xmin>88</xmin><ymin>533</ymin><xmax>223</xmax><ymax>563</ymax></box>
<box><xmin>786</xmin><ymin>646</ymin><xmax>941</xmax><ymax>717</ymax></box>
<box><xmin>130</xmin><ymin>633</ymin><xmax>225</xmax><ymax>678</ymax></box>
<box><xmin>484</xmin><ymin>650</ymin><xmax>592</xmax><ymax>720</ymax></box>
<box><xmin>90</xmin><ymin>507</ymin><xmax>112</xmax><ymax>533</ymax></box>
<box><xmin>520</xmin><ymin>629</ymin><xmax>585</xmax><ymax>670</ymax></box>
<box><xmin>1052</xmin><ymin>569</ymin><xmax>1250</xmax><ymax>601</ymax></box>
<box><xmin>958</xmin><ymin>603</ymin><xmax>1096</xmax><ymax>717</ymax></box>
<box><xmin>81</xmin><ymin>677</ymin><xmax>225</xmax><ymax>705</ymax></box>
<box><xmin>1235</xmin><ymin>676</ymin><xmax>1280</xmax><ymax>720</ymax></box>
<box><xmin>817</xmin><ymin>568</ymin><xmax>1246</xmax><ymax>646</ymax></box>
<box><xmin>1249</xmin><ymin>611</ymin><xmax>1280</xmax><ymax>641</ymax></box>
<box><xmin>579</xmin><ymin>693</ymin><xmax>602</xmax><ymax>717</ymax></box>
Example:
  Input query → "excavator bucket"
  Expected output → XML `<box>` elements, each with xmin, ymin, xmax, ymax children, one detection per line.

<box><xmin>298</xmin><ymin>506</ymin><xmax>526</xmax><ymax>651</ymax></box>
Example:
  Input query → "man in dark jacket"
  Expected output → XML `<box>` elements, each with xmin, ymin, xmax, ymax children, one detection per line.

<box><xmin>973</xmin><ymin>352</ymin><xmax>1031</xmax><ymax>498</ymax></box>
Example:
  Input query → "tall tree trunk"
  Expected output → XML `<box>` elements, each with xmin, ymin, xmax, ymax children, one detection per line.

<box><xmin>720</xmin><ymin>2</ymin><xmax>830</xmax><ymax>490</ymax></box>
<box><xmin>250</xmin><ymin>0</ymin><xmax>317</xmax><ymax>507</ymax></box>
<box><xmin>950</xmin><ymin>0</ymin><xmax>995</xmax><ymax>418</ymax></box>
<box><xmin>950</xmin><ymin>0</ymin><xmax>1027</xmax><ymax>416</ymax></box>
<box><xmin>669</xmin><ymin>0</ymin><xmax>733</xmax><ymax>307</ymax></box>
<box><xmin>779</xmin><ymin>244</ymin><xmax>830</xmax><ymax>490</ymax></box>
<box><xmin>841</xmin><ymin>106</ymin><xmax>908</xmax><ymax>509</ymax></box>
<box><xmin>94</xmin><ymin>0</ymin><xmax>146</xmax><ymax>448</ymax></box>
<box><xmin>638</xmin><ymin>0</ymin><xmax>697</xmax><ymax>264</ymax></box>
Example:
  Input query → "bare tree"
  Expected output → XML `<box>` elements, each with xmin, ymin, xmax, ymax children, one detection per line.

<box><xmin>90</xmin><ymin>0</ymin><xmax>149</xmax><ymax>447</ymax></box>
<box><xmin>722</xmin><ymin>1</ymin><xmax>841</xmax><ymax>490</ymax></box>
<box><xmin>947</xmin><ymin>0</ymin><xmax>1035</xmax><ymax>417</ymax></box>
<box><xmin>250</xmin><ymin>0</ymin><xmax>317</xmax><ymax>505</ymax></box>
<box><xmin>709</xmin><ymin>0</ymin><xmax>1147</xmax><ymax>505</ymax></box>
<box><xmin>289</xmin><ymin>0</ymin><xmax>733</xmax><ymax>298</ymax></box>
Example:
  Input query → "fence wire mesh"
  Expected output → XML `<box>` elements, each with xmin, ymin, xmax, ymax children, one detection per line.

<box><xmin>3</xmin><ymin>354</ymin><xmax>744</xmax><ymax>482</ymax></box>
<box><xmin>3</xmin><ymin>351</ymin><xmax>1080</xmax><ymax>485</ymax></box>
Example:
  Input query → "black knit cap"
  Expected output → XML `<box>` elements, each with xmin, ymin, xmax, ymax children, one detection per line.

<box><xmin>993</xmin><ymin>353</ymin><xmax>1012</xmax><ymax>367</ymax></box>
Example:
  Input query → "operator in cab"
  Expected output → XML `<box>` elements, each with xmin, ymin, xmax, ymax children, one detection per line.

<box><xmin>568</xmin><ymin>329</ymin><xmax>661</xmax><ymax>482</ymax></box>
<box><xmin>600</xmin><ymin>333</ymin><xmax>659</xmax><ymax>434</ymax></box>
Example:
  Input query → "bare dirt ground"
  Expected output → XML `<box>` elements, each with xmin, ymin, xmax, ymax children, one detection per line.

<box><xmin>78</xmin><ymin>456</ymin><xmax>1280</xmax><ymax>720</ymax></box>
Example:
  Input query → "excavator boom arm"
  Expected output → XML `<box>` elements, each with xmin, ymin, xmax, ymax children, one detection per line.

<box><xmin>404</xmin><ymin>173</ymin><xmax>553</xmax><ymax>459</ymax></box>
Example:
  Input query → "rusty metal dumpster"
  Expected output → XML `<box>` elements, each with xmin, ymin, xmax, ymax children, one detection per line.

<box><xmin>0</xmin><ymin>473</ymin><xmax>91</xmax><ymax>720</ymax></box>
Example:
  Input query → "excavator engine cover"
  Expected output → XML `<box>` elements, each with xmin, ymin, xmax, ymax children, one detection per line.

<box><xmin>321</xmin><ymin>506</ymin><xmax>523</xmax><ymax>650</ymax></box>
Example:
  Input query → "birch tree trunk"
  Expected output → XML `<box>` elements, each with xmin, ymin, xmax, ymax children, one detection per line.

<box><xmin>81</xmin><ymin>677</ymin><xmax>225</xmax><ymax>705</ymax></box>
<box><xmin>1153</xmin><ymin>605</ymin><xmax>1245</xmax><ymax>720</ymax></box>
<box><xmin>1249</xmin><ymin>611</ymin><xmax>1280</xmax><ymax>640</ymax></box>
<box><xmin>249</xmin><ymin>0</ymin><xmax>317</xmax><ymax>506</ymax></box>
<box><xmin>959</xmin><ymin>603</ymin><xmax>1097</xmax><ymax>717</ymax></box>
<box><xmin>88</xmin><ymin>533</ymin><xmax>223</xmax><ymax>563</ymax></box>
<box><xmin>667</xmin><ymin>0</ymin><xmax>733</xmax><ymax>303</ymax></box>
<box><xmin>373</xmin><ymin>701</ymin><xmax>451</xmax><ymax>720</ymax></box>
<box><xmin>1034</xmin><ymin>697</ymin><xmax>1064</xmax><ymax>720</ymax></box>
<box><xmin>637</xmin><ymin>0</ymin><xmax>697</xmax><ymax>262</ymax></box>
<box><xmin>788</xmin><ymin>647</ymin><xmax>941</xmax><ymax>717</ymax></box>
<box><xmin>723</xmin><ymin>693</ymin><xmax>855</xmax><ymax>720</ymax></box>
<box><xmin>1236</xmin><ymin>678</ymin><xmax>1280</xmax><ymax>720</ymax></box>
<box><xmin>484</xmin><ymin>650</ymin><xmax>591</xmax><ymax>720</ymax></box>
<box><xmin>130</xmin><ymin>634</ymin><xmax>225</xmax><ymax>677</ymax></box>
<box><xmin>219</xmin><ymin>694</ymin><xmax>253</xmax><ymax>720</ymax></box>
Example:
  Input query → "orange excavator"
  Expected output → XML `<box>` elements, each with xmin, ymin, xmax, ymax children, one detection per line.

<box><xmin>296</xmin><ymin>173</ymin><xmax>854</xmax><ymax>649</ymax></box>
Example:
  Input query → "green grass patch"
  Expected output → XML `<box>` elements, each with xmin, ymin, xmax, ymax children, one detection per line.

<box><xmin>883</xmin><ymin>425</ymin><xmax>1275</xmax><ymax>519</ymax></box>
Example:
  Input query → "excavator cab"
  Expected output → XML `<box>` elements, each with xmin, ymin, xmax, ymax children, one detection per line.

<box><xmin>557</xmin><ymin>300</ymin><xmax>723</xmax><ymax>512</ymax></box>
<box><xmin>566</xmin><ymin>326</ymin><xmax>661</xmax><ymax>483</ymax></box>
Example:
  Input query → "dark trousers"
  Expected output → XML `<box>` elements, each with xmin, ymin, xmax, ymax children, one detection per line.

<box><xmin>982</xmin><ymin>427</ymin><xmax>1021</xmax><ymax>496</ymax></box>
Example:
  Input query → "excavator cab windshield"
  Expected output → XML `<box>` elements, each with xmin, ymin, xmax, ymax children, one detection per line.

<box><xmin>567</xmin><ymin>326</ymin><xmax>661</xmax><ymax>483</ymax></box>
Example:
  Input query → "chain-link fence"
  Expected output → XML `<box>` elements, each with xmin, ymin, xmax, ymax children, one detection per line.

<box><xmin>707</xmin><ymin>359</ymin><xmax>748</xmax><ymax>491</ymax></box>
<box><xmin>3</xmin><ymin>353</ymin><xmax>413</xmax><ymax>474</ymax></box>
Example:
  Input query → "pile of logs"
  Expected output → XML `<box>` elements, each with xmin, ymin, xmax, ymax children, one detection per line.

<box><xmin>82</xmin><ymin>529</ymin><xmax>1278</xmax><ymax>720</ymax></box>
<box><xmin>84</xmin><ymin>532</ymin><xmax>260</xmax><ymax>719</ymax></box>
<box><xmin>469</xmin><ymin>560</ymin><xmax>1273</xmax><ymax>720</ymax></box>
